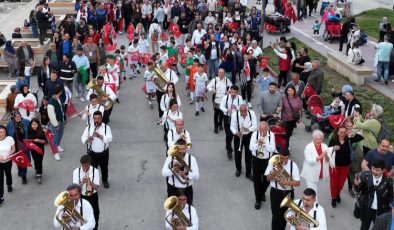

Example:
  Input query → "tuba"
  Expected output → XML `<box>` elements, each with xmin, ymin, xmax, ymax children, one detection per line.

<box><xmin>164</xmin><ymin>196</ymin><xmax>192</xmax><ymax>229</ymax></box>
<box><xmin>54</xmin><ymin>191</ymin><xmax>86</xmax><ymax>230</ymax></box>
<box><xmin>150</xmin><ymin>65</ymin><xmax>169</xmax><ymax>92</ymax></box>
<box><xmin>87</xmin><ymin>80</ymin><xmax>114</xmax><ymax>110</ymax></box>
<box><xmin>268</xmin><ymin>155</ymin><xmax>292</xmax><ymax>190</ymax></box>
<box><xmin>281</xmin><ymin>194</ymin><xmax>320</xmax><ymax>227</ymax></box>
<box><xmin>167</xmin><ymin>145</ymin><xmax>192</xmax><ymax>184</ymax></box>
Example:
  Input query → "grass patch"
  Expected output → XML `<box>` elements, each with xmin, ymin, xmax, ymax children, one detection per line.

<box><xmin>263</xmin><ymin>38</ymin><xmax>394</xmax><ymax>139</ymax></box>
<box><xmin>355</xmin><ymin>8</ymin><xmax>394</xmax><ymax>39</ymax></box>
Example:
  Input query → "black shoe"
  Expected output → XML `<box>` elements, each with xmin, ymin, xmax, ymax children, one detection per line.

<box><xmin>123</xmin><ymin>76</ymin><xmax>126</xmax><ymax>80</ymax></box>
<box><xmin>255</xmin><ymin>201</ymin><xmax>261</xmax><ymax>210</ymax></box>
<box><xmin>374</xmin><ymin>79</ymin><xmax>382</xmax><ymax>82</ymax></box>
<box><xmin>195</xmin><ymin>111</ymin><xmax>199</xmax><ymax>116</ymax></box>
<box><xmin>219</xmin><ymin>126</ymin><xmax>223</xmax><ymax>131</ymax></box>
<box><xmin>331</xmin><ymin>199</ymin><xmax>337</xmax><ymax>208</ymax></box>
<box><xmin>246</xmin><ymin>174</ymin><xmax>253</xmax><ymax>181</ymax></box>
<box><xmin>336</xmin><ymin>195</ymin><xmax>341</xmax><ymax>203</ymax></box>
<box><xmin>103</xmin><ymin>182</ymin><xmax>110</xmax><ymax>188</ymax></box>
<box><xmin>235</xmin><ymin>170</ymin><xmax>241</xmax><ymax>177</ymax></box>
<box><xmin>349</xmin><ymin>189</ymin><xmax>356</xmax><ymax>198</ymax></box>
<box><xmin>227</xmin><ymin>153</ymin><xmax>233</xmax><ymax>160</ymax></box>
<box><xmin>116</xmin><ymin>98</ymin><xmax>120</xmax><ymax>103</ymax></box>
<box><xmin>7</xmin><ymin>186</ymin><xmax>12</xmax><ymax>193</ymax></box>
<box><xmin>262</xmin><ymin>195</ymin><xmax>266</xmax><ymax>202</ymax></box>
<box><xmin>137</xmin><ymin>70</ymin><xmax>141</xmax><ymax>74</ymax></box>
<box><xmin>385</xmin><ymin>80</ymin><xmax>388</xmax><ymax>85</ymax></box>
<box><xmin>22</xmin><ymin>176</ymin><xmax>27</xmax><ymax>185</ymax></box>
<box><xmin>0</xmin><ymin>197</ymin><xmax>4</xmax><ymax>207</ymax></box>
<box><xmin>201</xmin><ymin>107</ymin><xmax>205</xmax><ymax>112</ymax></box>
<box><xmin>214</xmin><ymin>128</ymin><xmax>218</xmax><ymax>134</ymax></box>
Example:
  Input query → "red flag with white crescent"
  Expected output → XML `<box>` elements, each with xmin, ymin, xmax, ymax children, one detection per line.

<box><xmin>66</xmin><ymin>100</ymin><xmax>77</xmax><ymax>117</ymax></box>
<box><xmin>177</xmin><ymin>45</ymin><xmax>184</xmax><ymax>55</ymax></box>
<box><xmin>259</xmin><ymin>56</ymin><xmax>269</xmax><ymax>68</ymax></box>
<box><xmin>129</xmin><ymin>52</ymin><xmax>140</xmax><ymax>62</ymax></box>
<box><xmin>168</xmin><ymin>22</ymin><xmax>182</xmax><ymax>38</ymax></box>
<box><xmin>127</xmin><ymin>24</ymin><xmax>135</xmax><ymax>35</ymax></box>
<box><xmin>228</xmin><ymin>21</ymin><xmax>239</xmax><ymax>31</ymax></box>
<box><xmin>179</xmin><ymin>54</ymin><xmax>187</xmax><ymax>65</ymax></box>
<box><xmin>303</xmin><ymin>83</ymin><xmax>317</xmax><ymax>97</ymax></box>
<box><xmin>328</xmin><ymin>115</ymin><xmax>346</xmax><ymax>129</ymax></box>
<box><xmin>23</xmin><ymin>139</ymin><xmax>44</xmax><ymax>155</ymax></box>
<box><xmin>160</xmin><ymin>32</ymin><xmax>168</xmax><ymax>41</ymax></box>
<box><xmin>104</xmin><ymin>82</ymin><xmax>117</xmax><ymax>94</ymax></box>
<box><xmin>106</xmin><ymin>43</ymin><xmax>118</xmax><ymax>52</ymax></box>
<box><xmin>18</xmin><ymin>99</ymin><xmax>35</xmax><ymax>112</ymax></box>
<box><xmin>244</xmin><ymin>60</ymin><xmax>250</xmax><ymax>78</ymax></box>
<box><xmin>9</xmin><ymin>151</ymin><xmax>32</xmax><ymax>168</ymax></box>
<box><xmin>167</xmin><ymin>56</ymin><xmax>178</xmax><ymax>66</ymax></box>
<box><xmin>45</xmin><ymin>130</ymin><xmax>58</xmax><ymax>155</ymax></box>
<box><xmin>141</xmin><ymin>53</ymin><xmax>151</xmax><ymax>64</ymax></box>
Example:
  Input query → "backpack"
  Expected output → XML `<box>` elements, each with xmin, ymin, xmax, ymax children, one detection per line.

<box><xmin>357</xmin><ymin>30</ymin><xmax>368</xmax><ymax>46</ymax></box>
<box><xmin>373</xmin><ymin>117</ymin><xmax>392</xmax><ymax>143</ymax></box>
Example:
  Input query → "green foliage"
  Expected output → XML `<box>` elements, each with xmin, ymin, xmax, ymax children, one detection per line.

<box><xmin>355</xmin><ymin>8</ymin><xmax>394</xmax><ymax>39</ymax></box>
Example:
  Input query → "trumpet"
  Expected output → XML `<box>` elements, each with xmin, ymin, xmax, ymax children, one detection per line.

<box><xmin>281</xmin><ymin>194</ymin><xmax>320</xmax><ymax>227</ymax></box>
<box><xmin>167</xmin><ymin>145</ymin><xmax>192</xmax><ymax>185</ymax></box>
<box><xmin>180</xmin><ymin>130</ymin><xmax>192</xmax><ymax>149</ymax></box>
<box><xmin>269</xmin><ymin>155</ymin><xmax>293</xmax><ymax>190</ymax></box>
<box><xmin>83</xmin><ymin>171</ymin><xmax>93</xmax><ymax>197</ymax></box>
<box><xmin>164</xmin><ymin>196</ymin><xmax>192</xmax><ymax>229</ymax></box>
<box><xmin>54</xmin><ymin>191</ymin><xmax>86</xmax><ymax>230</ymax></box>
<box><xmin>257</xmin><ymin>136</ymin><xmax>266</xmax><ymax>159</ymax></box>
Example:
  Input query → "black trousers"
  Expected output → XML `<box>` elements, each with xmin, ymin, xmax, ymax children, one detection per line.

<box><xmin>270</xmin><ymin>187</ymin><xmax>294</xmax><ymax>230</ymax></box>
<box><xmin>87</xmin><ymin>62</ymin><xmax>98</xmax><ymax>84</ymax></box>
<box><xmin>103</xmin><ymin>107</ymin><xmax>113</xmax><ymax>124</ymax></box>
<box><xmin>284</xmin><ymin>120</ymin><xmax>297</xmax><ymax>149</ymax></box>
<box><xmin>39</xmin><ymin>28</ymin><xmax>47</xmax><ymax>45</ymax></box>
<box><xmin>82</xmin><ymin>193</ymin><xmax>100</xmax><ymax>230</ymax></box>
<box><xmin>167</xmin><ymin>183</ymin><xmax>194</xmax><ymax>205</ymax></box>
<box><xmin>234</xmin><ymin>133</ymin><xmax>252</xmax><ymax>175</ymax></box>
<box><xmin>241</xmin><ymin>80</ymin><xmax>252</xmax><ymax>103</ymax></box>
<box><xmin>31</xmin><ymin>150</ymin><xmax>43</xmax><ymax>174</ymax></box>
<box><xmin>0</xmin><ymin>161</ymin><xmax>12</xmax><ymax>199</ymax></box>
<box><xmin>360</xmin><ymin>209</ymin><xmax>376</xmax><ymax>230</ymax></box>
<box><xmin>156</xmin><ymin>91</ymin><xmax>164</xmax><ymax>118</ymax></box>
<box><xmin>224</xmin><ymin>115</ymin><xmax>233</xmax><ymax>154</ymax></box>
<box><xmin>253</xmin><ymin>157</ymin><xmax>270</xmax><ymax>201</ymax></box>
<box><xmin>339</xmin><ymin>35</ymin><xmax>347</xmax><ymax>51</ymax></box>
<box><xmin>278</xmin><ymin>71</ymin><xmax>289</xmax><ymax>88</ymax></box>
<box><xmin>213</xmin><ymin>107</ymin><xmax>224</xmax><ymax>129</ymax></box>
<box><xmin>88</xmin><ymin>149</ymin><xmax>109</xmax><ymax>183</ymax></box>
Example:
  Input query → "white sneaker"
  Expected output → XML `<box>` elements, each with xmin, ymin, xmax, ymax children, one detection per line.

<box><xmin>80</xmin><ymin>98</ymin><xmax>86</xmax><ymax>103</ymax></box>
<box><xmin>54</xmin><ymin>153</ymin><xmax>61</xmax><ymax>161</ymax></box>
<box><xmin>247</xmin><ymin>102</ymin><xmax>253</xmax><ymax>109</ymax></box>
<box><xmin>57</xmin><ymin>146</ymin><xmax>64</xmax><ymax>152</ymax></box>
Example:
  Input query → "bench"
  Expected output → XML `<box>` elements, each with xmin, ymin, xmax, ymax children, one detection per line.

<box><xmin>327</xmin><ymin>51</ymin><xmax>374</xmax><ymax>85</ymax></box>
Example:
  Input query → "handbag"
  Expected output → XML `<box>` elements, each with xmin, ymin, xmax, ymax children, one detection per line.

<box><xmin>286</xmin><ymin>96</ymin><xmax>301</xmax><ymax>121</ymax></box>
<box><xmin>353</xmin><ymin>201</ymin><xmax>361</xmax><ymax>219</ymax></box>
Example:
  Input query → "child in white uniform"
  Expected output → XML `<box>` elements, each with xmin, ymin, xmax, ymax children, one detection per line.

<box><xmin>193</xmin><ymin>64</ymin><xmax>208</xmax><ymax>116</ymax></box>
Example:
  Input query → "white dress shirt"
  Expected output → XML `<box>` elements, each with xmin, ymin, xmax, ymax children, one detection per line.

<box><xmin>53</xmin><ymin>198</ymin><xmax>96</xmax><ymax>230</ymax></box>
<box><xmin>81</xmin><ymin>103</ymin><xmax>105</xmax><ymax>126</ymax></box>
<box><xmin>287</xmin><ymin>200</ymin><xmax>327</xmax><ymax>230</ymax></box>
<box><xmin>86</xmin><ymin>84</ymin><xmax>117</xmax><ymax>101</ymax></box>
<box><xmin>219</xmin><ymin>95</ymin><xmax>244</xmax><ymax>116</ymax></box>
<box><xmin>164</xmin><ymin>69</ymin><xmax>179</xmax><ymax>85</ymax></box>
<box><xmin>161</xmin><ymin>110</ymin><xmax>183</xmax><ymax>130</ymax></box>
<box><xmin>162</xmin><ymin>153</ymin><xmax>199</xmax><ymax>188</ymax></box>
<box><xmin>81</xmin><ymin>123</ymin><xmax>113</xmax><ymax>153</ymax></box>
<box><xmin>191</xmin><ymin>29</ymin><xmax>207</xmax><ymax>46</ymax></box>
<box><xmin>249</xmin><ymin>130</ymin><xmax>276</xmax><ymax>159</ymax></box>
<box><xmin>230</xmin><ymin>110</ymin><xmax>257</xmax><ymax>135</ymax></box>
<box><xmin>371</xmin><ymin>174</ymin><xmax>383</xmax><ymax>210</ymax></box>
<box><xmin>14</xmin><ymin>93</ymin><xmax>37</xmax><ymax>121</ymax></box>
<box><xmin>165</xmin><ymin>204</ymin><xmax>199</xmax><ymax>230</ymax></box>
<box><xmin>264</xmin><ymin>160</ymin><xmax>300</xmax><ymax>191</ymax></box>
<box><xmin>73</xmin><ymin>166</ymin><xmax>100</xmax><ymax>195</ymax></box>
<box><xmin>160</xmin><ymin>93</ymin><xmax>182</xmax><ymax>112</ymax></box>
<box><xmin>207</xmin><ymin>77</ymin><xmax>233</xmax><ymax>104</ymax></box>
<box><xmin>167</xmin><ymin>128</ymin><xmax>191</xmax><ymax>148</ymax></box>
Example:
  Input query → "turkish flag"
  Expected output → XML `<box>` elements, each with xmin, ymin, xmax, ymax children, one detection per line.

<box><xmin>9</xmin><ymin>151</ymin><xmax>32</xmax><ymax>168</ymax></box>
<box><xmin>264</xmin><ymin>22</ymin><xmax>276</xmax><ymax>33</ymax></box>
<box><xmin>45</xmin><ymin>130</ymin><xmax>58</xmax><ymax>155</ymax></box>
<box><xmin>18</xmin><ymin>99</ymin><xmax>35</xmax><ymax>112</ymax></box>
<box><xmin>160</xmin><ymin>32</ymin><xmax>168</xmax><ymax>41</ymax></box>
<box><xmin>104</xmin><ymin>82</ymin><xmax>117</xmax><ymax>93</ymax></box>
<box><xmin>127</xmin><ymin>24</ymin><xmax>135</xmax><ymax>35</ymax></box>
<box><xmin>303</xmin><ymin>83</ymin><xmax>317</xmax><ymax>97</ymax></box>
<box><xmin>129</xmin><ymin>52</ymin><xmax>140</xmax><ymax>62</ymax></box>
<box><xmin>141</xmin><ymin>53</ymin><xmax>151</xmax><ymax>64</ymax></box>
<box><xmin>218</xmin><ymin>0</ymin><xmax>225</xmax><ymax>6</ymax></box>
<box><xmin>106</xmin><ymin>43</ymin><xmax>118</xmax><ymax>52</ymax></box>
<box><xmin>168</xmin><ymin>22</ymin><xmax>182</xmax><ymax>38</ymax></box>
<box><xmin>328</xmin><ymin>115</ymin><xmax>346</xmax><ymax>129</ymax></box>
<box><xmin>177</xmin><ymin>45</ymin><xmax>184</xmax><ymax>55</ymax></box>
<box><xmin>23</xmin><ymin>139</ymin><xmax>43</xmax><ymax>155</ymax></box>
<box><xmin>66</xmin><ymin>101</ymin><xmax>77</xmax><ymax>117</ymax></box>
<box><xmin>179</xmin><ymin>54</ymin><xmax>187</xmax><ymax>65</ymax></box>
<box><xmin>167</xmin><ymin>56</ymin><xmax>178</xmax><ymax>66</ymax></box>
<box><xmin>259</xmin><ymin>56</ymin><xmax>269</xmax><ymax>68</ymax></box>
<box><xmin>244</xmin><ymin>60</ymin><xmax>250</xmax><ymax>77</ymax></box>
<box><xmin>241</xmin><ymin>45</ymin><xmax>249</xmax><ymax>54</ymax></box>
<box><xmin>228</xmin><ymin>22</ymin><xmax>239</xmax><ymax>31</ymax></box>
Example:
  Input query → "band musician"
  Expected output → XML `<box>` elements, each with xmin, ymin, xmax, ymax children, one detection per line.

<box><xmin>265</xmin><ymin>149</ymin><xmax>300</xmax><ymax>230</ymax></box>
<box><xmin>73</xmin><ymin>155</ymin><xmax>100</xmax><ymax>230</ymax></box>
<box><xmin>165</xmin><ymin>189</ymin><xmax>199</xmax><ymax>230</ymax></box>
<box><xmin>81</xmin><ymin>94</ymin><xmax>105</xmax><ymax>126</ymax></box>
<box><xmin>162</xmin><ymin>139</ymin><xmax>199</xmax><ymax>205</ymax></box>
<box><xmin>167</xmin><ymin>119</ymin><xmax>191</xmax><ymax>149</ymax></box>
<box><xmin>53</xmin><ymin>184</ymin><xmax>95</xmax><ymax>230</ymax></box>
<box><xmin>249</xmin><ymin>121</ymin><xmax>276</xmax><ymax>209</ymax></box>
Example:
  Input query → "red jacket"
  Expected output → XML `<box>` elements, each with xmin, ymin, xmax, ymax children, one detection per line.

<box><xmin>285</xmin><ymin>3</ymin><xmax>297</xmax><ymax>23</ymax></box>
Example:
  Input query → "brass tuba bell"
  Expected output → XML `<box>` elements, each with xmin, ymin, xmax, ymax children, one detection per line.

<box><xmin>281</xmin><ymin>194</ymin><xmax>320</xmax><ymax>227</ymax></box>
<box><xmin>54</xmin><ymin>191</ymin><xmax>86</xmax><ymax>230</ymax></box>
<box><xmin>87</xmin><ymin>80</ymin><xmax>114</xmax><ymax>110</ymax></box>
<box><xmin>150</xmin><ymin>64</ymin><xmax>169</xmax><ymax>92</ymax></box>
<box><xmin>164</xmin><ymin>196</ymin><xmax>192</xmax><ymax>229</ymax></box>
<box><xmin>167</xmin><ymin>145</ymin><xmax>192</xmax><ymax>184</ymax></box>
<box><xmin>268</xmin><ymin>155</ymin><xmax>293</xmax><ymax>190</ymax></box>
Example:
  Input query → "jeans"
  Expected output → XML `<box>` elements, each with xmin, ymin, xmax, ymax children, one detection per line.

<box><xmin>31</xmin><ymin>24</ymin><xmax>38</xmax><ymax>38</ymax></box>
<box><xmin>25</xmin><ymin>75</ymin><xmax>31</xmax><ymax>88</ymax></box>
<box><xmin>0</xmin><ymin>161</ymin><xmax>12</xmax><ymax>198</ymax></box>
<box><xmin>50</xmin><ymin>122</ymin><xmax>64</xmax><ymax>147</ymax></box>
<box><xmin>207</xmin><ymin>59</ymin><xmax>219</xmax><ymax>79</ymax></box>
<box><xmin>377</xmin><ymin>61</ymin><xmax>390</xmax><ymax>81</ymax></box>
<box><xmin>74</xmin><ymin>77</ymin><xmax>86</xmax><ymax>98</ymax></box>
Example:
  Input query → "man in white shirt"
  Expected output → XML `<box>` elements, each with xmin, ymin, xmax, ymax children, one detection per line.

<box><xmin>167</xmin><ymin>119</ymin><xmax>191</xmax><ymax>149</ymax></box>
<box><xmin>249</xmin><ymin>121</ymin><xmax>276</xmax><ymax>209</ymax></box>
<box><xmin>73</xmin><ymin>155</ymin><xmax>100</xmax><ymax>230</ymax></box>
<box><xmin>191</xmin><ymin>23</ymin><xmax>207</xmax><ymax>47</ymax></box>
<box><xmin>86</xmin><ymin>75</ymin><xmax>116</xmax><ymax>124</ymax></box>
<box><xmin>162</xmin><ymin>139</ymin><xmax>199</xmax><ymax>205</ymax></box>
<box><xmin>265</xmin><ymin>149</ymin><xmax>301</xmax><ymax>230</ymax></box>
<box><xmin>220</xmin><ymin>85</ymin><xmax>244</xmax><ymax>160</ymax></box>
<box><xmin>53</xmin><ymin>184</ymin><xmax>96</xmax><ymax>230</ymax></box>
<box><xmin>207</xmin><ymin>68</ymin><xmax>232</xmax><ymax>134</ymax></box>
<box><xmin>81</xmin><ymin>111</ymin><xmax>113</xmax><ymax>189</ymax></box>
<box><xmin>230</xmin><ymin>104</ymin><xmax>257</xmax><ymax>179</ymax></box>
<box><xmin>286</xmin><ymin>188</ymin><xmax>327</xmax><ymax>230</ymax></box>
<box><xmin>165</xmin><ymin>190</ymin><xmax>199</xmax><ymax>230</ymax></box>
<box><xmin>81</xmin><ymin>94</ymin><xmax>105</xmax><ymax>126</ymax></box>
